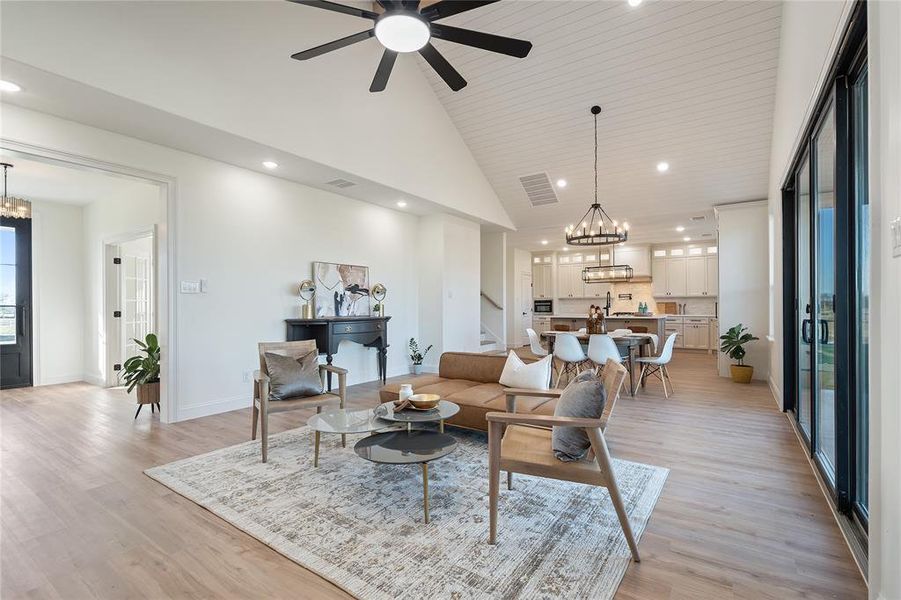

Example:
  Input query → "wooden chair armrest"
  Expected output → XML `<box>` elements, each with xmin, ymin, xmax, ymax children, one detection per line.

<box><xmin>253</xmin><ymin>370</ymin><xmax>269</xmax><ymax>383</ymax></box>
<box><xmin>319</xmin><ymin>364</ymin><xmax>348</xmax><ymax>375</ymax></box>
<box><xmin>486</xmin><ymin>412</ymin><xmax>603</xmax><ymax>429</ymax></box>
<box><xmin>503</xmin><ymin>388</ymin><xmax>563</xmax><ymax>398</ymax></box>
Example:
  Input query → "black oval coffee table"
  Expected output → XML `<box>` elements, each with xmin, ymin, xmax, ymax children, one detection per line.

<box><xmin>354</xmin><ymin>430</ymin><xmax>457</xmax><ymax>524</ymax></box>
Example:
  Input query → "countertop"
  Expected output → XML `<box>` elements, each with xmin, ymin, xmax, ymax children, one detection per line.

<box><xmin>540</xmin><ymin>313</ymin><xmax>717</xmax><ymax>319</ymax></box>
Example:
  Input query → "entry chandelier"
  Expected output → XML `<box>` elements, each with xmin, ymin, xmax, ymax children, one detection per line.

<box><xmin>1</xmin><ymin>163</ymin><xmax>31</xmax><ymax>220</ymax></box>
<box><xmin>565</xmin><ymin>106</ymin><xmax>628</xmax><ymax>246</ymax></box>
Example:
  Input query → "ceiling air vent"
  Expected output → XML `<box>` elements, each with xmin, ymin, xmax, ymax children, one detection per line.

<box><xmin>326</xmin><ymin>178</ymin><xmax>356</xmax><ymax>189</ymax></box>
<box><xmin>518</xmin><ymin>172</ymin><xmax>559</xmax><ymax>207</ymax></box>
<box><xmin>690</xmin><ymin>215</ymin><xmax>707</xmax><ymax>222</ymax></box>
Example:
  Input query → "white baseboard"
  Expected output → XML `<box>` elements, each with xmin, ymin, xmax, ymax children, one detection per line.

<box><xmin>83</xmin><ymin>372</ymin><xmax>105</xmax><ymax>387</ymax></box>
<box><xmin>176</xmin><ymin>395</ymin><xmax>250</xmax><ymax>422</ymax></box>
<box><xmin>34</xmin><ymin>374</ymin><xmax>85</xmax><ymax>386</ymax></box>
<box><xmin>768</xmin><ymin>375</ymin><xmax>783</xmax><ymax>410</ymax></box>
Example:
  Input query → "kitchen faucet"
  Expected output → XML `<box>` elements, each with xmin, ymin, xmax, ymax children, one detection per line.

<box><xmin>604</xmin><ymin>290</ymin><xmax>612</xmax><ymax>317</ymax></box>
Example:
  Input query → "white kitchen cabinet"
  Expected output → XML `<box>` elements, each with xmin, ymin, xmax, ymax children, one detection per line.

<box><xmin>532</xmin><ymin>263</ymin><xmax>553</xmax><ymax>299</ymax></box>
<box><xmin>615</xmin><ymin>245</ymin><xmax>651</xmax><ymax>277</ymax></box>
<box><xmin>709</xmin><ymin>318</ymin><xmax>719</xmax><ymax>354</ymax></box>
<box><xmin>532</xmin><ymin>316</ymin><xmax>551</xmax><ymax>334</ymax></box>
<box><xmin>686</xmin><ymin>257</ymin><xmax>707</xmax><ymax>296</ymax></box>
<box><xmin>651</xmin><ymin>258</ymin><xmax>667</xmax><ymax>296</ymax></box>
<box><xmin>665</xmin><ymin>317</ymin><xmax>684</xmax><ymax>348</ymax></box>
<box><xmin>557</xmin><ymin>263</ymin><xmax>585</xmax><ymax>299</ymax></box>
<box><xmin>665</xmin><ymin>258</ymin><xmax>687</xmax><ymax>296</ymax></box>
<box><xmin>706</xmin><ymin>256</ymin><xmax>719</xmax><ymax>296</ymax></box>
<box><xmin>680</xmin><ymin>318</ymin><xmax>712</xmax><ymax>350</ymax></box>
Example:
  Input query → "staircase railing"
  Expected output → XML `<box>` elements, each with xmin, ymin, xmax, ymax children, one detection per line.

<box><xmin>480</xmin><ymin>291</ymin><xmax>503</xmax><ymax>310</ymax></box>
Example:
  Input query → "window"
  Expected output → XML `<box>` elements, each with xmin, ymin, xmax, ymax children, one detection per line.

<box><xmin>670</xmin><ymin>248</ymin><xmax>684</xmax><ymax>256</ymax></box>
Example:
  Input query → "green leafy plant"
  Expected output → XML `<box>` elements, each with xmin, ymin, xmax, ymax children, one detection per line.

<box><xmin>122</xmin><ymin>333</ymin><xmax>161</xmax><ymax>393</ymax></box>
<box><xmin>408</xmin><ymin>337</ymin><xmax>433</xmax><ymax>366</ymax></box>
<box><xmin>719</xmin><ymin>323</ymin><xmax>758</xmax><ymax>366</ymax></box>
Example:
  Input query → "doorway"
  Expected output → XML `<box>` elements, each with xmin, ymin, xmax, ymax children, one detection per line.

<box><xmin>105</xmin><ymin>232</ymin><xmax>155</xmax><ymax>388</ymax></box>
<box><xmin>0</xmin><ymin>215</ymin><xmax>32</xmax><ymax>388</ymax></box>
<box><xmin>519</xmin><ymin>272</ymin><xmax>532</xmax><ymax>347</ymax></box>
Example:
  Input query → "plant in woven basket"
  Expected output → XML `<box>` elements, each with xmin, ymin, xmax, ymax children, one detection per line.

<box><xmin>122</xmin><ymin>333</ymin><xmax>161</xmax><ymax>393</ymax></box>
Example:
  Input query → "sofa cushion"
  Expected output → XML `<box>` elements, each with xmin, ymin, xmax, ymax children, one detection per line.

<box><xmin>445</xmin><ymin>382</ymin><xmax>506</xmax><ymax>407</ymax></box>
<box><xmin>438</xmin><ymin>352</ymin><xmax>532</xmax><ymax>383</ymax></box>
<box><xmin>498</xmin><ymin>351</ymin><xmax>552</xmax><ymax>390</ymax></box>
<box><xmin>412</xmin><ymin>379</ymin><xmax>481</xmax><ymax>398</ymax></box>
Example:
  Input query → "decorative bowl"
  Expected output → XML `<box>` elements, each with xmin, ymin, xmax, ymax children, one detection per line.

<box><xmin>408</xmin><ymin>393</ymin><xmax>440</xmax><ymax>410</ymax></box>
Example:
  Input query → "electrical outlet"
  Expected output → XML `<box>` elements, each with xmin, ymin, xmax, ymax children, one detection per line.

<box><xmin>243</xmin><ymin>370</ymin><xmax>251</xmax><ymax>383</ymax></box>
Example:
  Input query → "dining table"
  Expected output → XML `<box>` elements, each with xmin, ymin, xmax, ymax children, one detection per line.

<box><xmin>540</xmin><ymin>331</ymin><xmax>654</xmax><ymax>397</ymax></box>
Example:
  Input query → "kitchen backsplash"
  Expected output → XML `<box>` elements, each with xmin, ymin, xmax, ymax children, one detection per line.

<box><xmin>554</xmin><ymin>283</ymin><xmax>717</xmax><ymax>316</ymax></box>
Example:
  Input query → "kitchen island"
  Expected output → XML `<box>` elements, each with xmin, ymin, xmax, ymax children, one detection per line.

<box><xmin>547</xmin><ymin>314</ymin><xmax>667</xmax><ymax>341</ymax></box>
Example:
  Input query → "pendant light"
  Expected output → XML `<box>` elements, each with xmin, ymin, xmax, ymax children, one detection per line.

<box><xmin>0</xmin><ymin>163</ymin><xmax>31</xmax><ymax>220</ymax></box>
<box><xmin>565</xmin><ymin>106</ymin><xmax>628</xmax><ymax>246</ymax></box>
<box><xmin>581</xmin><ymin>246</ymin><xmax>634</xmax><ymax>283</ymax></box>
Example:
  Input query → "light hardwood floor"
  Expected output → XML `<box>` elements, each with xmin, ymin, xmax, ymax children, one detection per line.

<box><xmin>0</xmin><ymin>352</ymin><xmax>866</xmax><ymax>599</ymax></box>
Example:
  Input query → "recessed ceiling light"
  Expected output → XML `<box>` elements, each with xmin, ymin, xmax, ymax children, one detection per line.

<box><xmin>657</xmin><ymin>161</ymin><xmax>670</xmax><ymax>173</ymax></box>
<box><xmin>561</xmin><ymin>247</ymin><xmax>569</xmax><ymax>251</ymax></box>
<box><xmin>540</xmin><ymin>240</ymin><xmax>548</xmax><ymax>245</ymax></box>
<box><xmin>683</xmin><ymin>236</ymin><xmax>691</xmax><ymax>241</ymax></box>
<box><xmin>0</xmin><ymin>80</ymin><xmax>22</xmax><ymax>93</ymax></box>
<box><xmin>556</xmin><ymin>178</ymin><xmax>567</xmax><ymax>188</ymax></box>
<box><xmin>396</xmin><ymin>200</ymin><xmax>407</xmax><ymax>208</ymax></box>
<box><xmin>262</xmin><ymin>161</ymin><xmax>278</xmax><ymax>169</ymax></box>
<box><xmin>627</xmin><ymin>0</ymin><xmax>643</xmax><ymax>6</ymax></box>
<box><xmin>676</xmin><ymin>226</ymin><xmax>685</xmax><ymax>232</ymax></box>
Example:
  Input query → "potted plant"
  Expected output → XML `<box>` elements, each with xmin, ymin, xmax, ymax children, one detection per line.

<box><xmin>123</xmin><ymin>333</ymin><xmax>161</xmax><ymax>413</ymax></box>
<box><xmin>720</xmin><ymin>324</ymin><xmax>759</xmax><ymax>383</ymax></box>
<box><xmin>408</xmin><ymin>337</ymin><xmax>433</xmax><ymax>375</ymax></box>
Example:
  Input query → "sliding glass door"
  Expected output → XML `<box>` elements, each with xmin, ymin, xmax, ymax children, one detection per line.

<box><xmin>782</xmin><ymin>2</ymin><xmax>867</xmax><ymax>536</ymax></box>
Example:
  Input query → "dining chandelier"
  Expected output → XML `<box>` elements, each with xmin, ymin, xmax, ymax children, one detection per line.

<box><xmin>1</xmin><ymin>163</ymin><xmax>31</xmax><ymax>220</ymax></box>
<box><xmin>581</xmin><ymin>247</ymin><xmax>634</xmax><ymax>283</ymax></box>
<box><xmin>565</xmin><ymin>106</ymin><xmax>628</xmax><ymax>246</ymax></box>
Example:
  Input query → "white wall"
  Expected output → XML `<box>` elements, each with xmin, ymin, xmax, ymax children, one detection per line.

<box><xmin>82</xmin><ymin>184</ymin><xmax>162</xmax><ymax>385</ymax></box>
<box><xmin>716</xmin><ymin>201</ymin><xmax>769</xmax><ymax>381</ymax></box>
<box><xmin>480</xmin><ymin>231</ymin><xmax>506</xmax><ymax>345</ymax></box>
<box><xmin>867</xmin><ymin>2</ymin><xmax>901</xmax><ymax>598</ymax></box>
<box><xmin>2</xmin><ymin>105</ymin><xmax>422</xmax><ymax>421</ymax></box>
<box><xmin>766</xmin><ymin>0</ymin><xmax>852</xmax><ymax>405</ymax></box>
<box><xmin>30</xmin><ymin>200</ymin><xmax>84</xmax><ymax>385</ymax></box>
<box><xmin>505</xmin><ymin>247</ymin><xmax>531</xmax><ymax>348</ymax></box>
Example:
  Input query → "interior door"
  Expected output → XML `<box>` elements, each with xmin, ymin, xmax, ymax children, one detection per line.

<box><xmin>0</xmin><ymin>217</ymin><xmax>32</xmax><ymax>389</ymax></box>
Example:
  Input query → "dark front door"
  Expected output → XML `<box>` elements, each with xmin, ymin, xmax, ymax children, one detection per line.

<box><xmin>1</xmin><ymin>216</ymin><xmax>33</xmax><ymax>389</ymax></box>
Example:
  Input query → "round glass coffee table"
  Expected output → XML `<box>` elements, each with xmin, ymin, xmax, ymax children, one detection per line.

<box><xmin>307</xmin><ymin>408</ymin><xmax>403</xmax><ymax>468</ymax></box>
<box><xmin>373</xmin><ymin>400</ymin><xmax>460</xmax><ymax>433</ymax></box>
<box><xmin>354</xmin><ymin>430</ymin><xmax>457</xmax><ymax>523</ymax></box>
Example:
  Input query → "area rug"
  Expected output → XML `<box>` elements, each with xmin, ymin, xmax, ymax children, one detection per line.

<box><xmin>145</xmin><ymin>427</ymin><xmax>668</xmax><ymax>600</ymax></box>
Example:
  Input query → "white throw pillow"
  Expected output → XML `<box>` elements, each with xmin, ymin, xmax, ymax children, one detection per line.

<box><xmin>498</xmin><ymin>351</ymin><xmax>552</xmax><ymax>390</ymax></box>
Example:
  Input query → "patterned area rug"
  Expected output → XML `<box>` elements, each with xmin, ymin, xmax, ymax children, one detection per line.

<box><xmin>146</xmin><ymin>427</ymin><xmax>668</xmax><ymax>600</ymax></box>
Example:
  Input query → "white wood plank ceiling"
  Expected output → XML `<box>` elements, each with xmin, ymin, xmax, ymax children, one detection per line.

<box><xmin>417</xmin><ymin>0</ymin><xmax>783</xmax><ymax>249</ymax></box>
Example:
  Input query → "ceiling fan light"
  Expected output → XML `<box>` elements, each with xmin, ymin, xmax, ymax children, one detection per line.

<box><xmin>375</xmin><ymin>13</ymin><xmax>430</xmax><ymax>53</ymax></box>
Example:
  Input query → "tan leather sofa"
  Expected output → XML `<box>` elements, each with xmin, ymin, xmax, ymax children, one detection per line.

<box><xmin>379</xmin><ymin>352</ymin><xmax>558</xmax><ymax>431</ymax></box>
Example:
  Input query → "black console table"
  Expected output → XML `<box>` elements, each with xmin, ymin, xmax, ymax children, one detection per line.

<box><xmin>285</xmin><ymin>316</ymin><xmax>390</xmax><ymax>389</ymax></box>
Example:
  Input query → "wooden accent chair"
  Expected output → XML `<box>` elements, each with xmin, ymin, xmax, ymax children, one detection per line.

<box><xmin>488</xmin><ymin>360</ymin><xmax>639</xmax><ymax>561</ymax></box>
<box><xmin>252</xmin><ymin>340</ymin><xmax>347</xmax><ymax>463</ymax></box>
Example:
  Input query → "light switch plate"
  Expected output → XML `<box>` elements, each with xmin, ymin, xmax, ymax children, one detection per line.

<box><xmin>180</xmin><ymin>280</ymin><xmax>200</xmax><ymax>294</ymax></box>
<box><xmin>891</xmin><ymin>217</ymin><xmax>901</xmax><ymax>258</ymax></box>
<box><xmin>200</xmin><ymin>278</ymin><xmax>209</xmax><ymax>293</ymax></box>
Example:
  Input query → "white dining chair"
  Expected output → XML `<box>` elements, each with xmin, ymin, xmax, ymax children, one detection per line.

<box><xmin>587</xmin><ymin>334</ymin><xmax>622</xmax><ymax>374</ymax></box>
<box><xmin>635</xmin><ymin>332</ymin><xmax>678</xmax><ymax>398</ymax></box>
<box><xmin>526</xmin><ymin>328</ymin><xmax>548</xmax><ymax>357</ymax></box>
<box><xmin>553</xmin><ymin>333</ymin><xmax>588</xmax><ymax>387</ymax></box>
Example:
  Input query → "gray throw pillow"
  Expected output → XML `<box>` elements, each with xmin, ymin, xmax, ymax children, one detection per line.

<box><xmin>551</xmin><ymin>370</ymin><xmax>607</xmax><ymax>462</ymax></box>
<box><xmin>264</xmin><ymin>351</ymin><xmax>322</xmax><ymax>401</ymax></box>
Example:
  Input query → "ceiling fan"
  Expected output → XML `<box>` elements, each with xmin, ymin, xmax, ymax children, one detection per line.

<box><xmin>288</xmin><ymin>0</ymin><xmax>532</xmax><ymax>92</ymax></box>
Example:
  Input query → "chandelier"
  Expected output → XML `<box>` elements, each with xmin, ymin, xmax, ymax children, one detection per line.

<box><xmin>565</xmin><ymin>106</ymin><xmax>628</xmax><ymax>246</ymax></box>
<box><xmin>582</xmin><ymin>247</ymin><xmax>634</xmax><ymax>283</ymax></box>
<box><xmin>1</xmin><ymin>163</ymin><xmax>31</xmax><ymax>219</ymax></box>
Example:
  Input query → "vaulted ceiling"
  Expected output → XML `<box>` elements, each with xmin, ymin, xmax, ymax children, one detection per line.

<box><xmin>419</xmin><ymin>0</ymin><xmax>783</xmax><ymax>249</ymax></box>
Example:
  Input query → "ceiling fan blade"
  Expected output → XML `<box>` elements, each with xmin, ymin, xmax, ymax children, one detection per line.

<box><xmin>418</xmin><ymin>43</ymin><xmax>466</xmax><ymax>91</ymax></box>
<box><xmin>291</xmin><ymin>29</ymin><xmax>374</xmax><ymax>60</ymax></box>
<box><xmin>421</xmin><ymin>0</ymin><xmax>500</xmax><ymax>21</ymax></box>
<box><xmin>286</xmin><ymin>0</ymin><xmax>379</xmax><ymax>20</ymax></box>
<box><xmin>402</xmin><ymin>0</ymin><xmax>421</xmax><ymax>9</ymax></box>
<box><xmin>370</xmin><ymin>50</ymin><xmax>398</xmax><ymax>92</ymax></box>
<box><xmin>430</xmin><ymin>23</ymin><xmax>532</xmax><ymax>58</ymax></box>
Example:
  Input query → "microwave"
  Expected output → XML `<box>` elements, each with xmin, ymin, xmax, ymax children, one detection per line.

<box><xmin>534</xmin><ymin>299</ymin><xmax>553</xmax><ymax>314</ymax></box>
